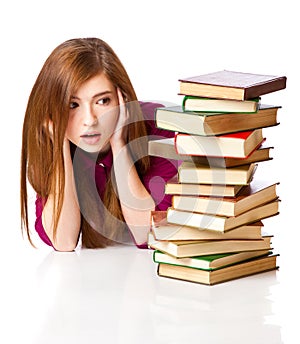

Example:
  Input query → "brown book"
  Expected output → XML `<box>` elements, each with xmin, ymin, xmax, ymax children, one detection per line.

<box><xmin>157</xmin><ymin>254</ymin><xmax>278</xmax><ymax>285</ymax></box>
<box><xmin>175</xmin><ymin>129</ymin><xmax>264</xmax><ymax>158</ymax></box>
<box><xmin>178</xmin><ymin>161</ymin><xmax>257</xmax><ymax>185</ymax></box>
<box><xmin>149</xmin><ymin>138</ymin><xmax>273</xmax><ymax>168</ymax></box>
<box><xmin>167</xmin><ymin>199</ymin><xmax>280</xmax><ymax>232</ymax></box>
<box><xmin>172</xmin><ymin>181</ymin><xmax>279</xmax><ymax>217</ymax></box>
<box><xmin>155</xmin><ymin>104</ymin><xmax>280</xmax><ymax>136</ymax></box>
<box><xmin>150</xmin><ymin>211</ymin><xmax>263</xmax><ymax>241</ymax></box>
<box><xmin>165</xmin><ymin>178</ymin><xmax>244</xmax><ymax>197</ymax></box>
<box><xmin>179</xmin><ymin>70</ymin><xmax>287</xmax><ymax>100</ymax></box>
<box><xmin>148</xmin><ymin>233</ymin><xmax>272</xmax><ymax>258</ymax></box>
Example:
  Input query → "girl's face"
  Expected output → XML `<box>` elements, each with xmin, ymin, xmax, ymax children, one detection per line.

<box><xmin>66</xmin><ymin>72</ymin><xmax>119</xmax><ymax>153</ymax></box>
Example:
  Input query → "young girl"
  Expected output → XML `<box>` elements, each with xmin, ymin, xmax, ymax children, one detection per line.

<box><xmin>20</xmin><ymin>38</ymin><xmax>177</xmax><ymax>251</ymax></box>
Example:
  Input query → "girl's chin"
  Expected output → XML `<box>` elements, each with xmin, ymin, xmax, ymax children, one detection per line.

<box><xmin>78</xmin><ymin>142</ymin><xmax>110</xmax><ymax>154</ymax></box>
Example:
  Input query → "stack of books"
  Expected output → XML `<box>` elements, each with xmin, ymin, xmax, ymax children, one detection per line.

<box><xmin>148</xmin><ymin>70</ymin><xmax>286</xmax><ymax>285</ymax></box>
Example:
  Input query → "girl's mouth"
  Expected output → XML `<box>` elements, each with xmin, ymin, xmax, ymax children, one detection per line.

<box><xmin>80</xmin><ymin>132</ymin><xmax>101</xmax><ymax>145</ymax></box>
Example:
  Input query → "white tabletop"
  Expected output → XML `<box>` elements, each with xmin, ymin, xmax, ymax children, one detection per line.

<box><xmin>1</xmin><ymin>232</ymin><xmax>296</xmax><ymax>344</ymax></box>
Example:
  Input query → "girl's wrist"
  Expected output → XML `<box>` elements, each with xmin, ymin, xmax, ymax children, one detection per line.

<box><xmin>110</xmin><ymin>138</ymin><xmax>126</xmax><ymax>154</ymax></box>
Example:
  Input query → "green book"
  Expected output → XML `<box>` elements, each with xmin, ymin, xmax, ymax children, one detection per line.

<box><xmin>157</xmin><ymin>253</ymin><xmax>279</xmax><ymax>285</ymax></box>
<box><xmin>153</xmin><ymin>249</ymin><xmax>273</xmax><ymax>271</ymax></box>
<box><xmin>182</xmin><ymin>95</ymin><xmax>260</xmax><ymax>113</ymax></box>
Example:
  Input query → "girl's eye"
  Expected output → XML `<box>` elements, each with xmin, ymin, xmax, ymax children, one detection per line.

<box><xmin>97</xmin><ymin>97</ymin><xmax>110</xmax><ymax>105</ymax></box>
<box><xmin>69</xmin><ymin>102</ymin><xmax>79</xmax><ymax>109</ymax></box>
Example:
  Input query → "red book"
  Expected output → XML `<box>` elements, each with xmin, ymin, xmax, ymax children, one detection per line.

<box><xmin>175</xmin><ymin>129</ymin><xmax>265</xmax><ymax>158</ymax></box>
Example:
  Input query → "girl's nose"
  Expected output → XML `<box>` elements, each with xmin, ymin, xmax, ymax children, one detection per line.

<box><xmin>83</xmin><ymin>106</ymin><xmax>98</xmax><ymax>126</ymax></box>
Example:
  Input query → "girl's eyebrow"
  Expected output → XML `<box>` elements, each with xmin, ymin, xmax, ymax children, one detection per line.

<box><xmin>71</xmin><ymin>90</ymin><xmax>113</xmax><ymax>100</ymax></box>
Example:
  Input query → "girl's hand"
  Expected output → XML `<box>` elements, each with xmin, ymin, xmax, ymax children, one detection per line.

<box><xmin>110</xmin><ymin>88</ymin><xmax>129</xmax><ymax>151</ymax></box>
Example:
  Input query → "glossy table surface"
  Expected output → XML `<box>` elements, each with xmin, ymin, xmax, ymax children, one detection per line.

<box><xmin>1</xmin><ymin>228</ymin><xmax>297</xmax><ymax>344</ymax></box>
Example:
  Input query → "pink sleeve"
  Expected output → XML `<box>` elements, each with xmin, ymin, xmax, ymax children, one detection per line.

<box><xmin>137</xmin><ymin>102</ymin><xmax>180</xmax><ymax>249</ymax></box>
<box><xmin>35</xmin><ymin>196</ymin><xmax>54</xmax><ymax>247</ymax></box>
<box><xmin>138</xmin><ymin>156</ymin><xmax>178</xmax><ymax>250</ymax></box>
<box><xmin>143</xmin><ymin>156</ymin><xmax>178</xmax><ymax>211</ymax></box>
<box><xmin>140</xmin><ymin>101</ymin><xmax>179</xmax><ymax>211</ymax></box>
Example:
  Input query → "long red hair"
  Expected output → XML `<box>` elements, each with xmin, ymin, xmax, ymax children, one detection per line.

<box><xmin>21</xmin><ymin>38</ymin><xmax>149</xmax><ymax>248</ymax></box>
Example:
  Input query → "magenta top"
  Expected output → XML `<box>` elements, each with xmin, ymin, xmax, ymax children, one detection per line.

<box><xmin>35</xmin><ymin>102</ymin><xmax>178</xmax><ymax>249</ymax></box>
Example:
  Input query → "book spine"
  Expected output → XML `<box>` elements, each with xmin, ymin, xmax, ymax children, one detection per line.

<box><xmin>244</xmin><ymin>78</ymin><xmax>287</xmax><ymax>99</ymax></box>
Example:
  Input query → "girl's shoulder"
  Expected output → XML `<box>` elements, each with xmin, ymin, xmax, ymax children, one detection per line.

<box><xmin>139</xmin><ymin>101</ymin><xmax>174</xmax><ymax>139</ymax></box>
<box><xmin>139</xmin><ymin>101</ymin><xmax>164</xmax><ymax>121</ymax></box>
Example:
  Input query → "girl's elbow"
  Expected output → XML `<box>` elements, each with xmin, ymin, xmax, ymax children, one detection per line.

<box><xmin>52</xmin><ymin>239</ymin><xmax>78</xmax><ymax>252</ymax></box>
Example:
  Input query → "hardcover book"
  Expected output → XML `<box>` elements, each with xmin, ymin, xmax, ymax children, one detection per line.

<box><xmin>175</xmin><ymin>129</ymin><xmax>264</xmax><ymax>158</ymax></box>
<box><xmin>149</xmin><ymin>138</ymin><xmax>273</xmax><ymax>168</ymax></box>
<box><xmin>155</xmin><ymin>104</ymin><xmax>280</xmax><ymax>136</ymax></box>
<box><xmin>179</xmin><ymin>70</ymin><xmax>287</xmax><ymax>100</ymax></box>
<box><xmin>153</xmin><ymin>249</ymin><xmax>272</xmax><ymax>271</ymax></box>
<box><xmin>150</xmin><ymin>211</ymin><xmax>263</xmax><ymax>241</ymax></box>
<box><xmin>166</xmin><ymin>199</ymin><xmax>280</xmax><ymax>232</ymax></box>
<box><xmin>157</xmin><ymin>254</ymin><xmax>278</xmax><ymax>285</ymax></box>
<box><xmin>165</xmin><ymin>177</ymin><xmax>244</xmax><ymax>197</ymax></box>
<box><xmin>178</xmin><ymin>161</ymin><xmax>257</xmax><ymax>185</ymax></box>
<box><xmin>149</xmin><ymin>234</ymin><xmax>272</xmax><ymax>258</ymax></box>
<box><xmin>171</xmin><ymin>181</ymin><xmax>279</xmax><ymax>217</ymax></box>
<box><xmin>182</xmin><ymin>95</ymin><xmax>260</xmax><ymax>113</ymax></box>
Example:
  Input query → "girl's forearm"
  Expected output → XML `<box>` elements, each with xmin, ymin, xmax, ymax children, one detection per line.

<box><xmin>111</xmin><ymin>141</ymin><xmax>155</xmax><ymax>246</ymax></box>
<box><xmin>42</xmin><ymin>141</ymin><xmax>81</xmax><ymax>251</ymax></box>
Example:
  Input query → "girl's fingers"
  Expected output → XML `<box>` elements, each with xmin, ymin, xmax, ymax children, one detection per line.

<box><xmin>117</xmin><ymin>88</ymin><xmax>125</xmax><ymax>105</ymax></box>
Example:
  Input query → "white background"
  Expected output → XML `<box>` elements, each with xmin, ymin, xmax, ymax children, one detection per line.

<box><xmin>1</xmin><ymin>0</ymin><xmax>299</xmax><ymax>343</ymax></box>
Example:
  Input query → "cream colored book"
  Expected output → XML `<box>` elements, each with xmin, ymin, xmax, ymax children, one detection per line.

<box><xmin>149</xmin><ymin>138</ymin><xmax>273</xmax><ymax>168</ymax></box>
<box><xmin>148</xmin><ymin>232</ymin><xmax>272</xmax><ymax>258</ymax></box>
<box><xmin>175</xmin><ymin>129</ymin><xmax>264</xmax><ymax>158</ymax></box>
<box><xmin>153</xmin><ymin>249</ymin><xmax>272</xmax><ymax>271</ymax></box>
<box><xmin>167</xmin><ymin>199</ymin><xmax>280</xmax><ymax>232</ymax></box>
<box><xmin>157</xmin><ymin>254</ymin><xmax>278</xmax><ymax>285</ymax></box>
<box><xmin>165</xmin><ymin>178</ymin><xmax>243</xmax><ymax>197</ymax></box>
<box><xmin>172</xmin><ymin>181</ymin><xmax>279</xmax><ymax>217</ymax></box>
<box><xmin>155</xmin><ymin>104</ymin><xmax>280</xmax><ymax>136</ymax></box>
<box><xmin>151</xmin><ymin>211</ymin><xmax>263</xmax><ymax>241</ymax></box>
<box><xmin>178</xmin><ymin>162</ymin><xmax>257</xmax><ymax>185</ymax></box>
<box><xmin>182</xmin><ymin>95</ymin><xmax>260</xmax><ymax>113</ymax></box>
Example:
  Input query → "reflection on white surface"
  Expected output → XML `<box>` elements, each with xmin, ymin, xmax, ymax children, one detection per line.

<box><xmin>1</xmin><ymin>240</ymin><xmax>295</xmax><ymax>344</ymax></box>
<box><xmin>2</xmin><ymin>152</ymin><xmax>297</xmax><ymax>344</ymax></box>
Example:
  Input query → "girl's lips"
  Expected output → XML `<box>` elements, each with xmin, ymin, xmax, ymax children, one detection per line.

<box><xmin>80</xmin><ymin>132</ymin><xmax>101</xmax><ymax>145</ymax></box>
